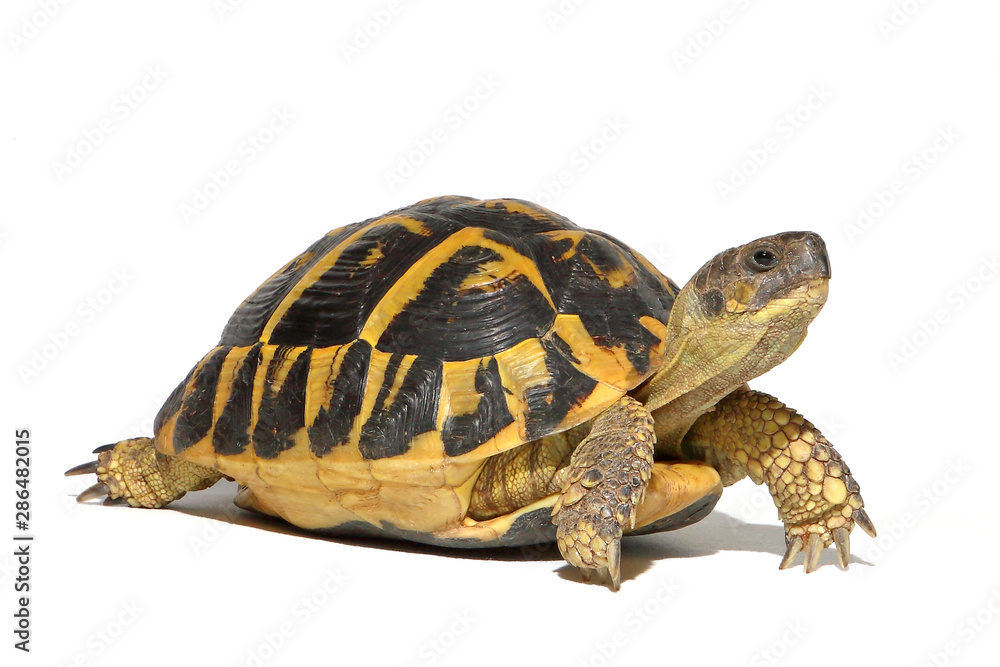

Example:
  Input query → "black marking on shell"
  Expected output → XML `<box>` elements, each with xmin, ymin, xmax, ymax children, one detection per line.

<box><xmin>446</xmin><ymin>199</ymin><xmax>575</xmax><ymax>235</ymax></box>
<box><xmin>441</xmin><ymin>357</ymin><xmax>515</xmax><ymax>457</ymax></box>
<box><xmin>501</xmin><ymin>507</ymin><xmax>560</xmax><ymax>545</ymax></box>
<box><xmin>183</xmin><ymin>198</ymin><xmax>678</xmax><ymax>465</ymax></box>
<box><xmin>265</xmin><ymin>345</ymin><xmax>296</xmax><ymax>378</ymax></box>
<box><xmin>325</xmin><ymin>507</ymin><xmax>558</xmax><ymax>547</ymax></box>
<box><xmin>220</xmin><ymin>225</ymin><xmax>363</xmax><ymax>346</ymax></box>
<box><xmin>524</xmin><ymin>336</ymin><xmax>599</xmax><ymax>441</ymax></box>
<box><xmin>173</xmin><ymin>347</ymin><xmax>231</xmax><ymax>453</ymax></box>
<box><xmin>153</xmin><ymin>366</ymin><xmax>195</xmax><ymax>436</ymax></box>
<box><xmin>377</xmin><ymin>244</ymin><xmax>554</xmax><ymax>362</ymax></box>
<box><xmin>359</xmin><ymin>355</ymin><xmax>443</xmax><ymax>460</ymax></box>
<box><xmin>252</xmin><ymin>348</ymin><xmax>312</xmax><ymax>459</ymax></box>
<box><xmin>546</xmin><ymin>329</ymin><xmax>582</xmax><ymax>365</ymax></box>
<box><xmin>536</xmin><ymin>233</ymin><xmax>671</xmax><ymax>375</ymax></box>
<box><xmin>267</xmin><ymin>217</ymin><xmax>464</xmax><ymax>348</ymax></box>
<box><xmin>308</xmin><ymin>340</ymin><xmax>372</xmax><ymax>457</ymax></box>
<box><xmin>212</xmin><ymin>343</ymin><xmax>263</xmax><ymax>456</ymax></box>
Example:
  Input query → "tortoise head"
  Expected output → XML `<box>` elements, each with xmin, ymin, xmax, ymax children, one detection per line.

<box><xmin>640</xmin><ymin>232</ymin><xmax>830</xmax><ymax>413</ymax></box>
<box><xmin>688</xmin><ymin>231</ymin><xmax>830</xmax><ymax>329</ymax></box>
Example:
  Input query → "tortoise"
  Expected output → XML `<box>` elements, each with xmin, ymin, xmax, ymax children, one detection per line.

<box><xmin>67</xmin><ymin>196</ymin><xmax>875</xmax><ymax>589</ymax></box>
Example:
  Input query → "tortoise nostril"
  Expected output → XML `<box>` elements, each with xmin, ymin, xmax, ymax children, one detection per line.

<box><xmin>805</xmin><ymin>234</ymin><xmax>831</xmax><ymax>279</ymax></box>
<box><xmin>786</xmin><ymin>233</ymin><xmax>830</xmax><ymax>280</ymax></box>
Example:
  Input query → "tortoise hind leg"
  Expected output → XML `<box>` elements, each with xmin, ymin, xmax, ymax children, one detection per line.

<box><xmin>66</xmin><ymin>437</ymin><xmax>223</xmax><ymax>508</ymax></box>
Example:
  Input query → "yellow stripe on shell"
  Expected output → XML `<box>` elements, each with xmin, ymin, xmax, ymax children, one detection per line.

<box><xmin>302</xmin><ymin>344</ymin><xmax>350</xmax><ymax>429</ymax></box>
<box><xmin>480</xmin><ymin>198</ymin><xmax>553</xmax><ymax>220</ymax></box>
<box><xmin>492</xmin><ymin>337</ymin><xmax>549</xmax><ymax>441</ymax></box>
<box><xmin>553</xmin><ymin>381</ymin><xmax>624</xmax><ymax>434</ymax></box>
<box><xmin>259</xmin><ymin>217</ymin><xmax>411</xmax><ymax>343</ymax></box>
<box><xmin>629</xmin><ymin>246</ymin><xmax>680</xmax><ymax>299</ymax></box>
<box><xmin>540</xmin><ymin>229</ymin><xmax>587</xmax><ymax>260</ymax></box>
<box><xmin>437</xmin><ymin>357</ymin><xmax>489</xmax><ymax>424</ymax></box>
<box><xmin>546</xmin><ymin>314</ymin><xmax>665</xmax><ymax>391</ymax></box>
<box><xmin>155</xmin><ymin>346</ymin><xmax>229</xmax><ymax>460</ymax></box>
<box><xmin>351</xmin><ymin>348</ymin><xmax>405</xmax><ymax>448</ymax></box>
<box><xmin>435</xmin><ymin>492</ymin><xmax>561</xmax><ymax>542</ymax></box>
<box><xmin>357</xmin><ymin>226</ymin><xmax>556</xmax><ymax>349</ymax></box>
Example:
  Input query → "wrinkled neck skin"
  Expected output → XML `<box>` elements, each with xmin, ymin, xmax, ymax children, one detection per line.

<box><xmin>633</xmin><ymin>286</ymin><xmax>814</xmax><ymax>454</ymax></box>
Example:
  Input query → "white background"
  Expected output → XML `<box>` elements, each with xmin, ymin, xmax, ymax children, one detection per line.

<box><xmin>2</xmin><ymin>1</ymin><xmax>998</xmax><ymax>666</ymax></box>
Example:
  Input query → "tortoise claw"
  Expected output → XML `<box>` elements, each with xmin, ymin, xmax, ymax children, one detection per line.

<box><xmin>103</xmin><ymin>496</ymin><xmax>128</xmax><ymax>507</ymax></box>
<box><xmin>607</xmin><ymin>539</ymin><xmax>621</xmax><ymax>591</ymax></box>
<box><xmin>854</xmin><ymin>509</ymin><xmax>877</xmax><ymax>538</ymax></box>
<box><xmin>92</xmin><ymin>443</ymin><xmax>116</xmax><ymax>454</ymax></box>
<box><xmin>779</xmin><ymin>539</ymin><xmax>803</xmax><ymax>569</ymax></box>
<box><xmin>832</xmin><ymin>527</ymin><xmax>851</xmax><ymax>569</ymax></box>
<box><xmin>803</xmin><ymin>533</ymin><xmax>823</xmax><ymax>573</ymax></box>
<box><xmin>77</xmin><ymin>482</ymin><xmax>110</xmax><ymax>503</ymax></box>
<box><xmin>65</xmin><ymin>460</ymin><xmax>100</xmax><ymax>477</ymax></box>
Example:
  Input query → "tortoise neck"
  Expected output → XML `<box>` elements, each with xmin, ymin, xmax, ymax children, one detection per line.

<box><xmin>633</xmin><ymin>290</ymin><xmax>810</xmax><ymax>451</ymax></box>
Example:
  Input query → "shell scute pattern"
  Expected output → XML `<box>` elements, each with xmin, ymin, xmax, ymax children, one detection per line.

<box><xmin>154</xmin><ymin>198</ymin><xmax>677</xmax><ymax>476</ymax></box>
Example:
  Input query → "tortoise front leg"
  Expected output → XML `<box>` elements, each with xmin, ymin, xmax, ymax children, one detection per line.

<box><xmin>551</xmin><ymin>396</ymin><xmax>655</xmax><ymax>590</ymax></box>
<box><xmin>682</xmin><ymin>388</ymin><xmax>876</xmax><ymax>572</ymax></box>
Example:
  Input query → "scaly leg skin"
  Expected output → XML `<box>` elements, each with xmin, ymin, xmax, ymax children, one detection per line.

<box><xmin>683</xmin><ymin>388</ymin><xmax>876</xmax><ymax>572</ymax></box>
<box><xmin>468</xmin><ymin>425</ymin><xmax>581</xmax><ymax>521</ymax></box>
<box><xmin>65</xmin><ymin>437</ymin><xmax>223</xmax><ymax>508</ymax></box>
<box><xmin>551</xmin><ymin>397</ymin><xmax>655</xmax><ymax>590</ymax></box>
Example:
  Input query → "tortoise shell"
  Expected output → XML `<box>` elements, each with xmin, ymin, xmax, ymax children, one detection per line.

<box><xmin>151</xmin><ymin>196</ymin><xmax>679</xmax><ymax>536</ymax></box>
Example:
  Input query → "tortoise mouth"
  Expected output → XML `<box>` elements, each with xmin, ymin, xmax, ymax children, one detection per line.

<box><xmin>749</xmin><ymin>277</ymin><xmax>829</xmax><ymax>327</ymax></box>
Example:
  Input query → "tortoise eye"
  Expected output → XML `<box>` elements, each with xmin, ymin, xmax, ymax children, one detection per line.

<box><xmin>749</xmin><ymin>248</ymin><xmax>779</xmax><ymax>271</ymax></box>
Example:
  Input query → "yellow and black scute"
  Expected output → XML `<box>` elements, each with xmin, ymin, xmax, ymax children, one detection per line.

<box><xmin>150</xmin><ymin>197</ymin><xmax>678</xmax><ymax>538</ymax></box>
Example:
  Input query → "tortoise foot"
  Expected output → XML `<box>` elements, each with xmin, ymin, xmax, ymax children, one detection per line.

<box><xmin>551</xmin><ymin>397</ymin><xmax>655</xmax><ymax>590</ymax></box>
<box><xmin>780</xmin><ymin>506</ymin><xmax>877</xmax><ymax>572</ymax></box>
<box><xmin>65</xmin><ymin>437</ymin><xmax>222</xmax><ymax>508</ymax></box>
